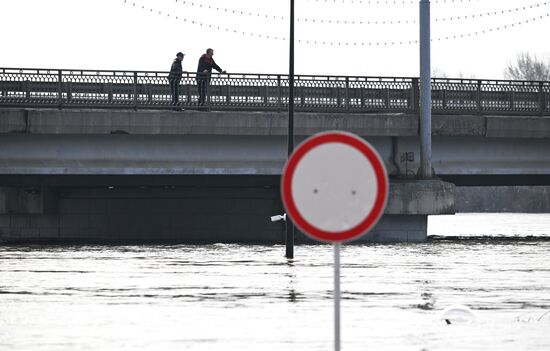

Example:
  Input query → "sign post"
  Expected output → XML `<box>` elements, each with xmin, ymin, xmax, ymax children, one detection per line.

<box><xmin>333</xmin><ymin>242</ymin><xmax>341</xmax><ymax>350</ymax></box>
<box><xmin>281</xmin><ymin>131</ymin><xmax>388</xmax><ymax>350</ymax></box>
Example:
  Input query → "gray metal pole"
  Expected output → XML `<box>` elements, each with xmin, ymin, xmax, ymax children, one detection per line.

<box><xmin>334</xmin><ymin>243</ymin><xmax>341</xmax><ymax>351</ymax></box>
<box><xmin>285</xmin><ymin>0</ymin><xmax>295</xmax><ymax>259</ymax></box>
<box><xmin>419</xmin><ymin>0</ymin><xmax>432</xmax><ymax>178</ymax></box>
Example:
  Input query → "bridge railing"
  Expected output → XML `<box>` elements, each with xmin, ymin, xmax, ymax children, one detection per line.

<box><xmin>0</xmin><ymin>67</ymin><xmax>549</xmax><ymax>115</ymax></box>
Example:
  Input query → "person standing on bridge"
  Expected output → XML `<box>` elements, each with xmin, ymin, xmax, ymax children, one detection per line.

<box><xmin>196</xmin><ymin>48</ymin><xmax>226</xmax><ymax>108</ymax></box>
<box><xmin>168</xmin><ymin>52</ymin><xmax>185</xmax><ymax>111</ymax></box>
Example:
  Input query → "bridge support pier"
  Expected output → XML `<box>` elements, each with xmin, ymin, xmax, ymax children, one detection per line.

<box><xmin>294</xmin><ymin>214</ymin><xmax>429</xmax><ymax>243</ymax></box>
<box><xmin>294</xmin><ymin>179</ymin><xmax>455</xmax><ymax>243</ymax></box>
<box><xmin>0</xmin><ymin>180</ymin><xmax>455</xmax><ymax>244</ymax></box>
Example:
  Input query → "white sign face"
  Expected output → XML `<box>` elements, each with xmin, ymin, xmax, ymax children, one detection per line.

<box><xmin>281</xmin><ymin>131</ymin><xmax>388</xmax><ymax>243</ymax></box>
<box><xmin>291</xmin><ymin>142</ymin><xmax>378</xmax><ymax>232</ymax></box>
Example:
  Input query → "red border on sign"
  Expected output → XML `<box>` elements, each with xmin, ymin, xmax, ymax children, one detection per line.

<box><xmin>281</xmin><ymin>131</ymin><xmax>388</xmax><ymax>243</ymax></box>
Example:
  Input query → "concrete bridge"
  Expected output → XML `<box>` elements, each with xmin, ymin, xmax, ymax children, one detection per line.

<box><xmin>1</xmin><ymin>68</ymin><xmax>549</xmax><ymax>244</ymax></box>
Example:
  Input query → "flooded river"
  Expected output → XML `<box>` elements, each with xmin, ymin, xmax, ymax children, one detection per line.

<box><xmin>1</xmin><ymin>213</ymin><xmax>549</xmax><ymax>350</ymax></box>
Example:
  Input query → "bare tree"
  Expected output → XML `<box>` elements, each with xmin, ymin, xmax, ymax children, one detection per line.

<box><xmin>504</xmin><ymin>52</ymin><xmax>550</xmax><ymax>81</ymax></box>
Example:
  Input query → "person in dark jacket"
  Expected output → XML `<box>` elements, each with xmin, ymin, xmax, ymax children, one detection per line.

<box><xmin>168</xmin><ymin>52</ymin><xmax>185</xmax><ymax>110</ymax></box>
<box><xmin>196</xmin><ymin>48</ymin><xmax>226</xmax><ymax>107</ymax></box>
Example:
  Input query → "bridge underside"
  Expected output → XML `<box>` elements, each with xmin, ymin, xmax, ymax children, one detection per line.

<box><xmin>0</xmin><ymin>174</ymin><xmax>432</xmax><ymax>244</ymax></box>
<box><xmin>0</xmin><ymin>173</ymin><xmax>548</xmax><ymax>244</ymax></box>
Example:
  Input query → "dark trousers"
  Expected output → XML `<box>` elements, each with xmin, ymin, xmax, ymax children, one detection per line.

<box><xmin>197</xmin><ymin>78</ymin><xmax>210</xmax><ymax>106</ymax></box>
<box><xmin>169</xmin><ymin>79</ymin><xmax>180</xmax><ymax>105</ymax></box>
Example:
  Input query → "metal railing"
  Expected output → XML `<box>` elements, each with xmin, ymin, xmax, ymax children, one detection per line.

<box><xmin>1</xmin><ymin>67</ymin><xmax>549</xmax><ymax>115</ymax></box>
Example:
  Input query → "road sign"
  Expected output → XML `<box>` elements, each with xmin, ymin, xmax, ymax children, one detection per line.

<box><xmin>281</xmin><ymin>131</ymin><xmax>388</xmax><ymax>243</ymax></box>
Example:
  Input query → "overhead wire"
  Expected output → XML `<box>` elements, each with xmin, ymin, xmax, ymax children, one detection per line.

<box><xmin>435</xmin><ymin>1</ymin><xmax>550</xmax><ymax>22</ymax></box>
<box><xmin>304</xmin><ymin>0</ymin><xmax>479</xmax><ymax>4</ymax></box>
<box><xmin>173</xmin><ymin>0</ymin><xmax>517</xmax><ymax>26</ymax></box>
<box><xmin>298</xmin><ymin>1</ymin><xmax>550</xmax><ymax>26</ymax></box>
<box><xmin>124</xmin><ymin>0</ymin><xmax>286</xmax><ymax>40</ymax></box>
<box><xmin>122</xmin><ymin>0</ymin><xmax>550</xmax><ymax>47</ymax></box>
<box><xmin>174</xmin><ymin>0</ymin><xmax>285</xmax><ymax>21</ymax></box>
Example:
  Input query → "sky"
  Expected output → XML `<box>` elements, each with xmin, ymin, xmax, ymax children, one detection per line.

<box><xmin>1</xmin><ymin>0</ymin><xmax>549</xmax><ymax>79</ymax></box>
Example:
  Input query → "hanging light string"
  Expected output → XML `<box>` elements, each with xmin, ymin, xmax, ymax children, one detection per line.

<box><xmin>124</xmin><ymin>0</ymin><xmax>286</xmax><ymax>40</ymax></box>
<box><xmin>298</xmin><ymin>1</ymin><xmax>550</xmax><ymax>26</ymax></box>
<box><xmin>304</xmin><ymin>0</ymin><xmax>479</xmax><ymax>4</ymax></box>
<box><xmin>174</xmin><ymin>0</ymin><xmax>285</xmax><ymax>21</ymax></box>
<box><xmin>435</xmin><ymin>1</ymin><xmax>550</xmax><ymax>22</ymax></box>
<box><xmin>173</xmin><ymin>0</ymin><xmax>528</xmax><ymax>26</ymax></box>
<box><xmin>296</xmin><ymin>12</ymin><xmax>550</xmax><ymax>46</ymax></box>
<box><xmin>432</xmin><ymin>12</ymin><xmax>550</xmax><ymax>42</ymax></box>
<box><xmin>174</xmin><ymin>0</ymin><xmax>412</xmax><ymax>25</ymax></box>
<box><xmin>297</xmin><ymin>17</ymin><xmax>413</xmax><ymax>25</ymax></box>
<box><xmin>122</xmin><ymin>0</ymin><xmax>550</xmax><ymax>47</ymax></box>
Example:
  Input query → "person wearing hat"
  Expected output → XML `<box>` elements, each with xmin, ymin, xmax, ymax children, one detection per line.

<box><xmin>168</xmin><ymin>52</ymin><xmax>185</xmax><ymax>110</ymax></box>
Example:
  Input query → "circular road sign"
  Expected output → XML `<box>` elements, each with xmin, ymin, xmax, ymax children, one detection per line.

<box><xmin>281</xmin><ymin>131</ymin><xmax>388</xmax><ymax>243</ymax></box>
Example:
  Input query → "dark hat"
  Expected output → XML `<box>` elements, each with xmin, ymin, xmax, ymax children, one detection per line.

<box><xmin>176</xmin><ymin>52</ymin><xmax>184</xmax><ymax>57</ymax></box>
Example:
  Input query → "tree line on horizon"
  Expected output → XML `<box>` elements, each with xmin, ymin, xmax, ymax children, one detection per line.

<box><xmin>432</xmin><ymin>52</ymin><xmax>550</xmax><ymax>81</ymax></box>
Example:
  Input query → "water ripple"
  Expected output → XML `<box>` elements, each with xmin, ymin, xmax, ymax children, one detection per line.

<box><xmin>1</xmin><ymin>239</ymin><xmax>550</xmax><ymax>350</ymax></box>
